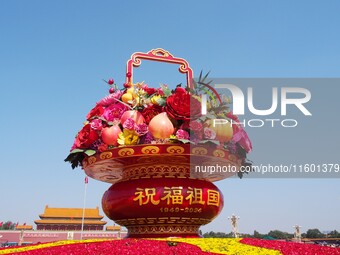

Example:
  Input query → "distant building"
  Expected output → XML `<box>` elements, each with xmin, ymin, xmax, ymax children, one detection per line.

<box><xmin>106</xmin><ymin>225</ymin><xmax>122</xmax><ymax>231</ymax></box>
<box><xmin>34</xmin><ymin>205</ymin><xmax>107</xmax><ymax>231</ymax></box>
<box><xmin>16</xmin><ymin>225</ymin><xmax>33</xmax><ymax>231</ymax></box>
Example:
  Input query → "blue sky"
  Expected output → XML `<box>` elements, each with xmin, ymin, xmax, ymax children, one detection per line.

<box><xmin>0</xmin><ymin>0</ymin><xmax>339</xmax><ymax>234</ymax></box>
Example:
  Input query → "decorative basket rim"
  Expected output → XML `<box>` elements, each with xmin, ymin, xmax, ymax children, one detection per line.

<box><xmin>82</xmin><ymin>144</ymin><xmax>244</xmax><ymax>184</ymax></box>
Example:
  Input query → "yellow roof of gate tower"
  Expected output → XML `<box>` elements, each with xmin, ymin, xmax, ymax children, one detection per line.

<box><xmin>34</xmin><ymin>205</ymin><xmax>107</xmax><ymax>226</ymax></box>
<box><xmin>16</xmin><ymin>225</ymin><xmax>33</xmax><ymax>230</ymax></box>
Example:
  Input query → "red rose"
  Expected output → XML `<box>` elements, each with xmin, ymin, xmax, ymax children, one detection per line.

<box><xmin>174</xmin><ymin>87</ymin><xmax>186</xmax><ymax>94</ymax></box>
<box><xmin>144</xmin><ymin>87</ymin><xmax>157</xmax><ymax>95</ymax></box>
<box><xmin>141</xmin><ymin>104</ymin><xmax>164</xmax><ymax>124</ymax></box>
<box><xmin>86</xmin><ymin>104</ymin><xmax>104</xmax><ymax>120</ymax></box>
<box><xmin>189</xmin><ymin>120</ymin><xmax>203</xmax><ymax>132</ymax></box>
<box><xmin>165</xmin><ymin>89</ymin><xmax>201</xmax><ymax>120</ymax></box>
<box><xmin>189</xmin><ymin>120</ymin><xmax>204</xmax><ymax>139</ymax></box>
<box><xmin>75</xmin><ymin>124</ymin><xmax>99</xmax><ymax>148</ymax></box>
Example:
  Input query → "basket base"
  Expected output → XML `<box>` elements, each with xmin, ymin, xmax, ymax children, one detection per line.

<box><xmin>124</xmin><ymin>224</ymin><xmax>201</xmax><ymax>238</ymax></box>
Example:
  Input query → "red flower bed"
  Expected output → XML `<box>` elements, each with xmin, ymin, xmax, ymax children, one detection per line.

<box><xmin>241</xmin><ymin>238</ymin><xmax>340</xmax><ymax>255</ymax></box>
<box><xmin>7</xmin><ymin>239</ymin><xmax>220</xmax><ymax>255</ymax></box>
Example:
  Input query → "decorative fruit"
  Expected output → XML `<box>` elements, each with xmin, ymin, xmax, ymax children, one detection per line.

<box><xmin>121</xmin><ymin>93</ymin><xmax>133</xmax><ymax>103</ymax></box>
<box><xmin>107</xmin><ymin>79</ymin><xmax>114</xmax><ymax>85</ymax></box>
<box><xmin>101</xmin><ymin>125</ymin><xmax>121</xmax><ymax>146</ymax></box>
<box><xmin>120</xmin><ymin>110</ymin><xmax>145</xmax><ymax>125</ymax></box>
<box><xmin>148</xmin><ymin>112</ymin><xmax>174</xmax><ymax>139</ymax></box>
<box><xmin>126</xmin><ymin>87</ymin><xmax>135</xmax><ymax>95</ymax></box>
<box><xmin>207</xmin><ymin>119</ymin><xmax>233</xmax><ymax>142</ymax></box>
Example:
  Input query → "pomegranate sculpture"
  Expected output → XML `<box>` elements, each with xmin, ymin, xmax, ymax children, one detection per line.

<box><xmin>65</xmin><ymin>49</ymin><xmax>252</xmax><ymax>237</ymax></box>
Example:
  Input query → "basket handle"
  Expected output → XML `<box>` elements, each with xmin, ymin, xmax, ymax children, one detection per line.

<box><xmin>126</xmin><ymin>48</ymin><xmax>194</xmax><ymax>89</ymax></box>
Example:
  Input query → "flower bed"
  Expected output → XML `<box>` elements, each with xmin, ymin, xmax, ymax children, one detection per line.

<box><xmin>175</xmin><ymin>238</ymin><xmax>281</xmax><ymax>255</ymax></box>
<box><xmin>241</xmin><ymin>238</ymin><xmax>340</xmax><ymax>255</ymax></box>
<box><xmin>2</xmin><ymin>238</ymin><xmax>340</xmax><ymax>255</ymax></box>
<box><xmin>0</xmin><ymin>239</ymin><xmax>219</xmax><ymax>255</ymax></box>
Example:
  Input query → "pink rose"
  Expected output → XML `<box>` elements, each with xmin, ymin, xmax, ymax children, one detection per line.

<box><xmin>123</xmin><ymin>118</ymin><xmax>135</xmax><ymax>130</ymax></box>
<box><xmin>176</xmin><ymin>129</ymin><xmax>189</xmax><ymax>139</ymax></box>
<box><xmin>135</xmin><ymin>123</ymin><xmax>148</xmax><ymax>136</ymax></box>
<box><xmin>204</xmin><ymin>127</ymin><xmax>216</xmax><ymax>140</ymax></box>
<box><xmin>103</xmin><ymin>103</ymin><xmax>128</xmax><ymax>122</ymax></box>
<box><xmin>90</xmin><ymin>119</ymin><xmax>103</xmax><ymax>131</ymax></box>
<box><xmin>97</xmin><ymin>90</ymin><xmax>124</xmax><ymax>106</ymax></box>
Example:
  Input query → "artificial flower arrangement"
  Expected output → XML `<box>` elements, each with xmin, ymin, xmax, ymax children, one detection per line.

<box><xmin>65</xmin><ymin>72</ymin><xmax>252</xmax><ymax>177</ymax></box>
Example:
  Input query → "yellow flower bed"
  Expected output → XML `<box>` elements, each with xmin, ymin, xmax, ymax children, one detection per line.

<box><xmin>0</xmin><ymin>239</ymin><xmax>108</xmax><ymax>254</ymax></box>
<box><xmin>172</xmin><ymin>238</ymin><xmax>283</xmax><ymax>255</ymax></box>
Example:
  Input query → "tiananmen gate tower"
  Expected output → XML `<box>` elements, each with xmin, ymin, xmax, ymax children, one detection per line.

<box><xmin>34</xmin><ymin>205</ymin><xmax>107</xmax><ymax>231</ymax></box>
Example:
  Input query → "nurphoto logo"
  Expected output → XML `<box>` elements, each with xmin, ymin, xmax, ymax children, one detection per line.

<box><xmin>201</xmin><ymin>83</ymin><xmax>312</xmax><ymax>128</ymax></box>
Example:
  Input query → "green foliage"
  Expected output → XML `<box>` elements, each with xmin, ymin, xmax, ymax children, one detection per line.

<box><xmin>202</xmin><ymin>229</ymin><xmax>340</xmax><ymax>240</ymax></box>
<box><xmin>253</xmin><ymin>230</ymin><xmax>264</xmax><ymax>239</ymax></box>
<box><xmin>328</xmin><ymin>230</ymin><xmax>340</xmax><ymax>238</ymax></box>
<box><xmin>203</xmin><ymin>231</ymin><xmax>233</xmax><ymax>238</ymax></box>
<box><xmin>64</xmin><ymin>152</ymin><xmax>85</xmax><ymax>169</ymax></box>
<box><xmin>306</xmin><ymin>228</ymin><xmax>325</xmax><ymax>238</ymax></box>
<box><xmin>84</xmin><ymin>149</ymin><xmax>96</xmax><ymax>156</ymax></box>
<box><xmin>267</xmin><ymin>230</ymin><xmax>294</xmax><ymax>240</ymax></box>
<box><xmin>160</xmin><ymin>84</ymin><xmax>172</xmax><ymax>97</ymax></box>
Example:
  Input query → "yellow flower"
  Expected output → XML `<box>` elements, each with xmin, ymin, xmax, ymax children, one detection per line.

<box><xmin>162</xmin><ymin>238</ymin><xmax>282</xmax><ymax>255</ymax></box>
<box><xmin>117</xmin><ymin>129</ymin><xmax>140</xmax><ymax>145</ymax></box>
<box><xmin>150</xmin><ymin>95</ymin><xmax>162</xmax><ymax>105</ymax></box>
<box><xmin>0</xmin><ymin>239</ymin><xmax>108</xmax><ymax>254</ymax></box>
<box><xmin>134</xmin><ymin>81</ymin><xmax>144</xmax><ymax>89</ymax></box>
<box><xmin>192</xmin><ymin>95</ymin><xmax>214</xmax><ymax>111</ymax></box>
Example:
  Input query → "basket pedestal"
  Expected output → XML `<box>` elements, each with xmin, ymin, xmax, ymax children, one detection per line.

<box><xmin>102</xmin><ymin>177</ymin><xmax>223</xmax><ymax>238</ymax></box>
<box><xmin>83</xmin><ymin>144</ymin><xmax>242</xmax><ymax>238</ymax></box>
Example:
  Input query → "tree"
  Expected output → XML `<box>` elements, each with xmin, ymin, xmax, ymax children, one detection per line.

<box><xmin>328</xmin><ymin>230</ymin><xmax>340</xmax><ymax>238</ymax></box>
<box><xmin>267</xmin><ymin>230</ymin><xmax>293</xmax><ymax>239</ymax></box>
<box><xmin>203</xmin><ymin>231</ymin><xmax>230</xmax><ymax>238</ymax></box>
<box><xmin>253</xmin><ymin>230</ymin><xmax>264</xmax><ymax>238</ymax></box>
<box><xmin>306</xmin><ymin>229</ymin><xmax>325</xmax><ymax>238</ymax></box>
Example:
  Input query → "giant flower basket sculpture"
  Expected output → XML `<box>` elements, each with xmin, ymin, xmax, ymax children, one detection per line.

<box><xmin>65</xmin><ymin>49</ymin><xmax>252</xmax><ymax>238</ymax></box>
